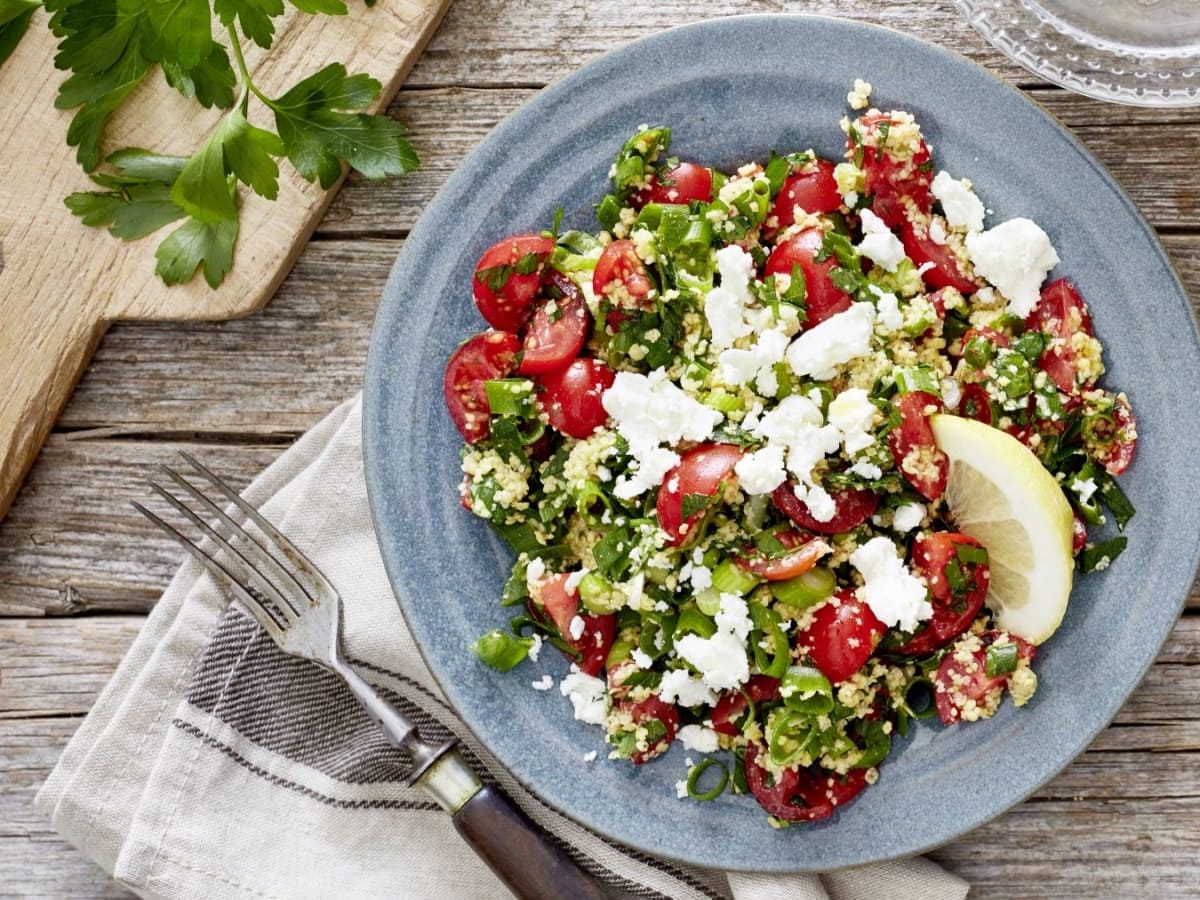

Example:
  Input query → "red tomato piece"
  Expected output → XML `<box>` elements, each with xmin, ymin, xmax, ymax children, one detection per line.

<box><xmin>771</xmin><ymin>482</ymin><xmax>879</xmax><ymax>535</ymax></box>
<box><xmin>1026</xmin><ymin>279</ymin><xmax>1096</xmax><ymax>394</ymax></box>
<box><xmin>635</xmin><ymin>161</ymin><xmax>713</xmax><ymax>206</ymax></box>
<box><xmin>710</xmin><ymin>675</ymin><xmax>781</xmax><ymax>736</ymax></box>
<box><xmin>519</xmin><ymin>271</ymin><xmax>591</xmax><ymax>375</ymax></box>
<box><xmin>594</xmin><ymin>239</ymin><xmax>653</xmax><ymax>305</ymax></box>
<box><xmin>764</xmin><ymin>227</ymin><xmax>853</xmax><ymax>329</ymax></box>
<box><xmin>934</xmin><ymin>632</ymin><xmax>1036</xmax><ymax>725</ymax></box>
<box><xmin>744</xmin><ymin>743</ymin><xmax>869</xmax><ymax>821</ymax></box>
<box><xmin>956</xmin><ymin>383</ymin><xmax>993</xmax><ymax>425</ymax></box>
<box><xmin>797</xmin><ymin>589</ymin><xmax>886</xmax><ymax>684</ymax></box>
<box><xmin>893</xmin><ymin>533</ymin><xmax>989</xmax><ymax>656</ymax></box>
<box><xmin>853</xmin><ymin>113</ymin><xmax>934</xmax><ymax>227</ymax></box>
<box><xmin>736</xmin><ymin>529</ymin><xmax>831</xmax><ymax>581</ymax></box>
<box><xmin>443</xmin><ymin>331</ymin><xmax>520</xmax><ymax>443</ymax></box>
<box><xmin>623</xmin><ymin>695</ymin><xmax>680</xmax><ymax>765</ymax></box>
<box><xmin>888</xmin><ymin>391</ymin><xmax>949</xmax><ymax>501</ymax></box>
<box><xmin>769</xmin><ymin>159</ymin><xmax>842</xmax><ymax>231</ymax></box>
<box><xmin>900</xmin><ymin>214</ymin><xmax>977</xmax><ymax>294</ymax></box>
<box><xmin>472</xmin><ymin>234</ymin><xmax>555</xmax><ymax>332</ymax></box>
<box><xmin>1072</xmin><ymin>512</ymin><xmax>1088</xmax><ymax>556</ymax></box>
<box><xmin>1089</xmin><ymin>393</ymin><xmax>1138</xmax><ymax>476</ymax></box>
<box><xmin>536</xmin><ymin>358</ymin><xmax>616</xmax><ymax>439</ymax></box>
<box><xmin>656</xmin><ymin>443</ymin><xmax>744</xmax><ymax>545</ymax></box>
<box><xmin>531</xmin><ymin>573</ymin><xmax>615</xmax><ymax>677</ymax></box>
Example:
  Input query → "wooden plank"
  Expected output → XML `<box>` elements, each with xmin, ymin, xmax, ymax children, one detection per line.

<box><xmin>0</xmin><ymin>443</ymin><xmax>277</xmax><ymax>617</ymax></box>
<box><xmin>402</xmin><ymin>0</ymin><xmax>1034</xmax><ymax>89</ymax></box>
<box><xmin>2</xmin><ymin>712</ymin><xmax>1196</xmax><ymax>897</ymax></box>
<box><xmin>313</xmin><ymin>86</ymin><xmax>1200</xmax><ymax>236</ymax></box>
<box><xmin>0</xmin><ymin>618</ymin><xmax>143</xmax><ymax>717</ymax></box>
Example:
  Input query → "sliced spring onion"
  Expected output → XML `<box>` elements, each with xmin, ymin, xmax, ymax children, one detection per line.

<box><xmin>676</xmin><ymin>606</ymin><xmax>717</xmax><ymax>639</ymax></box>
<box><xmin>577</xmin><ymin>572</ymin><xmax>624</xmax><ymax>614</ymax></box>
<box><xmin>749</xmin><ymin>603</ymin><xmax>790</xmax><ymax>679</ymax></box>
<box><xmin>703</xmin><ymin>388</ymin><xmax>744</xmax><ymax>412</ymax></box>
<box><xmin>686</xmin><ymin>759</ymin><xmax>730</xmax><ymax>802</ymax></box>
<box><xmin>766</xmin><ymin>709</ymin><xmax>817</xmax><ymax>767</ymax></box>
<box><xmin>572</xmin><ymin>479</ymin><xmax>614</xmax><ymax>526</ymax></box>
<box><xmin>695</xmin><ymin>587</ymin><xmax>723</xmax><ymax>616</ymax></box>
<box><xmin>483</xmin><ymin>379</ymin><xmax>534</xmax><ymax>417</ymax></box>
<box><xmin>903</xmin><ymin>677</ymin><xmax>937</xmax><ymax>718</ymax></box>
<box><xmin>769</xmin><ymin>566</ymin><xmax>835</xmax><ymax>609</ymax></box>
<box><xmin>985</xmin><ymin>642</ymin><xmax>1019</xmax><ymax>677</ymax></box>
<box><xmin>711</xmin><ymin>558</ymin><xmax>761</xmax><ymax>596</ymax></box>
<box><xmin>780</xmin><ymin>665</ymin><xmax>834</xmax><ymax>715</ymax></box>
<box><xmin>894</xmin><ymin>365</ymin><xmax>941</xmax><ymax>397</ymax></box>
<box><xmin>604</xmin><ymin>635</ymin><xmax>635</xmax><ymax>668</ymax></box>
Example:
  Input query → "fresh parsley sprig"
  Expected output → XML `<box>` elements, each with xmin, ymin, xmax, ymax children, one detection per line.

<box><xmin>11</xmin><ymin>0</ymin><xmax>419</xmax><ymax>288</ymax></box>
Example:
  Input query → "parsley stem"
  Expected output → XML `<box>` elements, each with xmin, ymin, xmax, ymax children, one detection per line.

<box><xmin>225</xmin><ymin>25</ymin><xmax>272</xmax><ymax>108</ymax></box>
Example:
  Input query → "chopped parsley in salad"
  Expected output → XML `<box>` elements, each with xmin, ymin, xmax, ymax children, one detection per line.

<box><xmin>443</xmin><ymin>80</ymin><xmax>1138</xmax><ymax>825</ymax></box>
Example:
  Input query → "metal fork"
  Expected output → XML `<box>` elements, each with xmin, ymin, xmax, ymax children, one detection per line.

<box><xmin>135</xmin><ymin>453</ymin><xmax>606</xmax><ymax>900</ymax></box>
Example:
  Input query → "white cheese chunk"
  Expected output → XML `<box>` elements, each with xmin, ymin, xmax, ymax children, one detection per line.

<box><xmin>928</xmin><ymin>217</ymin><xmax>948</xmax><ymax>245</ymax></box>
<box><xmin>787</xmin><ymin>302</ymin><xmax>876</xmax><ymax>379</ymax></box>
<box><xmin>856</xmin><ymin>208</ymin><xmax>907</xmax><ymax>272</ymax></box>
<box><xmin>892</xmin><ymin>502</ymin><xmax>927</xmax><ymax>533</ymax></box>
<box><xmin>827</xmin><ymin>388</ymin><xmax>879</xmax><ymax>454</ymax></box>
<box><xmin>531</xmin><ymin>675</ymin><xmax>554</xmax><ymax>691</ymax></box>
<box><xmin>704</xmin><ymin>286</ymin><xmax>753</xmax><ymax>351</ymax></box>
<box><xmin>965</xmin><ymin>218</ymin><xmax>1060</xmax><ymax>318</ymax></box>
<box><xmin>559</xmin><ymin>671</ymin><xmax>608</xmax><ymax>725</ymax></box>
<box><xmin>931</xmin><ymin>171</ymin><xmax>985</xmax><ymax>232</ymax></box>
<box><xmin>674</xmin><ymin>593</ymin><xmax>752</xmax><ymax>692</ymax></box>
<box><xmin>734</xmin><ymin>445</ymin><xmax>788</xmax><ymax>495</ymax></box>
<box><xmin>659</xmin><ymin>668</ymin><xmax>718</xmax><ymax>707</ymax></box>
<box><xmin>849</xmin><ymin>537</ymin><xmax>932</xmax><ymax>633</ymax></box>
<box><xmin>803</xmin><ymin>484</ymin><xmax>837</xmax><ymax>523</ymax></box>
<box><xmin>718</xmin><ymin>329</ymin><xmax>790</xmax><ymax>391</ymax></box>
<box><xmin>602</xmin><ymin>369</ymin><xmax>722</xmax><ymax>499</ymax></box>
<box><xmin>678</xmin><ymin>724</ymin><xmax>720</xmax><ymax>753</ymax></box>
<box><xmin>869</xmin><ymin>284</ymin><xmax>903</xmax><ymax>333</ymax></box>
<box><xmin>848</xmin><ymin>460</ymin><xmax>883</xmax><ymax>480</ymax></box>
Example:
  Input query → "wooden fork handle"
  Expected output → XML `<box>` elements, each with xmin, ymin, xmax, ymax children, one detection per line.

<box><xmin>452</xmin><ymin>784</ymin><xmax>609</xmax><ymax>900</ymax></box>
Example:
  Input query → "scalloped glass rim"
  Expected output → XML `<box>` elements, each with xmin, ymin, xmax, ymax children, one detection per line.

<box><xmin>955</xmin><ymin>0</ymin><xmax>1200</xmax><ymax>107</ymax></box>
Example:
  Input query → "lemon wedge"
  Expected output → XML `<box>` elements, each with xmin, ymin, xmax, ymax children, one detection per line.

<box><xmin>930</xmin><ymin>414</ymin><xmax>1075</xmax><ymax>644</ymax></box>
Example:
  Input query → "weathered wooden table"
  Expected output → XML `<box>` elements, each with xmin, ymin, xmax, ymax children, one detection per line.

<box><xmin>2</xmin><ymin>1</ymin><xmax>1197</xmax><ymax>895</ymax></box>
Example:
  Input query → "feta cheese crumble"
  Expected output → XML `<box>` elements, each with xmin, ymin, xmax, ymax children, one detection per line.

<box><xmin>673</xmin><ymin>593</ymin><xmax>753</xmax><ymax>692</ymax></box>
<box><xmin>531</xmin><ymin>674</ymin><xmax>554</xmax><ymax>691</ymax></box>
<box><xmin>856</xmin><ymin>209</ymin><xmax>907</xmax><ymax>272</ymax></box>
<box><xmin>787</xmin><ymin>302</ymin><xmax>876</xmax><ymax>379</ymax></box>
<box><xmin>892</xmin><ymin>502</ymin><xmax>926</xmax><ymax>533</ymax></box>
<box><xmin>559</xmin><ymin>671</ymin><xmax>607</xmax><ymax>725</ymax></box>
<box><xmin>931</xmin><ymin>171</ymin><xmax>985</xmax><ymax>232</ymax></box>
<box><xmin>678</xmin><ymin>724</ymin><xmax>720</xmax><ymax>753</ymax></box>
<box><xmin>602</xmin><ymin>369</ymin><xmax>722</xmax><ymax>499</ymax></box>
<box><xmin>849</xmin><ymin>537</ymin><xmax>932</xmax><ymax>633</ymax></box>
<box><xmin>965</xmin><ymin>218</ymin><xmax>1060</xmax><ymax>317</ymax></box>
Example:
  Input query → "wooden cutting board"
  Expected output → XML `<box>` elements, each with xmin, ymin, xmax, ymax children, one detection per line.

<box><xmin>0</xmin><ymin>0</ymin><xmax>450</xmax><ymax>522</ymax></box>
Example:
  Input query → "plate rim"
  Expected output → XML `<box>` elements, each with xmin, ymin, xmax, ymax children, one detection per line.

<box><xmin>363</xmin><ymin>12</ymin><xmax>1200</xmax><ymax>872</ymax></box>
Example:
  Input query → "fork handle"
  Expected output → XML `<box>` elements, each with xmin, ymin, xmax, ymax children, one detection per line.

<box><xmin>451</xmin><ymin>783</ymin><xmax>609</xmax><ymax>900</ymax></box>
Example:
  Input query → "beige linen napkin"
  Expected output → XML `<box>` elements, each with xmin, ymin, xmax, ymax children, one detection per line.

<box><xmin>36</xmin><ymin>394</ymin><xmax>968</xmax><ymax>900</ymax></box>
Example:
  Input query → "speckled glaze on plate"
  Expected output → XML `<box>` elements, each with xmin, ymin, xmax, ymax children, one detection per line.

<box><xmin>363</xmin><ymin>14</ymin><xmax>1200</xmax><ymax>872</ymax></box>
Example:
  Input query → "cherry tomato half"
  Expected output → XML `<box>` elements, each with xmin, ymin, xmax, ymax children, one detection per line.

<box><xmin>656</xmin><ymin>443</ymin><xmax>744</xmax><ymax>545</ymax></box>
<box><xmin>888</xmin><ymin>391</ymin><xmax>949</xmax><ymax>501</ymax></box>
<box><xmin>443</xmin><ymin>330</ymin><xmax>520</xmax><ymax>443</ymax></box>
<box><xmin>594</xmin><ymin>239</ymin><xmax>653</xmax><ymax>305</ymax></box>
<box><xmin>472</xmin><ymin>234</ymin><xmax>555</xmax><ymax>332</ymax></box>
<box><xmin>769</xmin><ymin>159</ymin><xmax>842</xmax><ymax>231</ymax></box>
<box><xmin>634</xmin><ymin>161</ymin><xmax>713</xmax><ymax>206</ymax></box>
<box><xmin>853</xmin><ymin>113</ymin><xmax>934</xmax><ymax>227</ymax></box>
<box><xmin>1025</xmin><ymin>279</ymin><xmax>1096</xmax><ymax>395</ymax></box>
<box><xmin>710</xmin><ymin>675</ymin><xmax>781</xmax><ymax>736</ymax></box>
<box><xmin>771</xmin><ymin>482</ymin><xmax>879</xmax><ymax>535</ymax></box>
<box><xmin>765</xmin><ymin>227</ymin><xmax>852</xmax><ymax>330</ymax></box>
<box><xmin>519</xmin><ymin>271</ymin><xmax>591</xmax><ymax>375</ymax></box>
<box><xmin>743</xmin><ymin>742</ymin><xmax>870</xmax><ymax>822</ymax></box>
<box><xmin>900</xmin><ymin>214</ymin><xmax>977</xmax><ymax>294</ymax></box>
<box><xmin>893</xmin><ymin>533</ymin><xmax>989</xmax><ymax>656</ymax></box>
<box><xmin>536</xmin><ymin>358</ymin><xmax>616</xmax><ymax>439</ymax></box>
<box><xmin>736</xmin><ymin>529</ymin><xmax>831</xmax><ymax>581</ymax></box>
<box><xmin>934</xmin><ymin>632</ymin><xmax>1035</xmax><ymax>725</ymax></box>
<box><xmin>624</xmin><ymin>695</ymin><xmax>680</xmax><ymax>765</ymax></box>
<box><xmin>797</xmin><ymin>589</ymin><xmax>886</xmax><ymax>684</ymax></box>
<box><xmin>532</xmin><ymin>573</ymin><xmax>615</xmax><ymax>677</ymax></box>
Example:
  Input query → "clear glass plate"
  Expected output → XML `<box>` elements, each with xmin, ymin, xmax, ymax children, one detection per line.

<box><xmin>955</xmin><ymin>0</ymin><xmax>1200</xmax><ymax>106</ymax></box>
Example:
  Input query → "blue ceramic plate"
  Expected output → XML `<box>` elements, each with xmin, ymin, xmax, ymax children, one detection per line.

<box><xmin>364</xmin><ymin>14</ymin><xmax>1200</xmax><ymax>872</ymax></box>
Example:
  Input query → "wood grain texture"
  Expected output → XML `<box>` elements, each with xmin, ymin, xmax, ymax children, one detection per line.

<box><xmin>1</xmin><ymin>0</ymin><xmax>1198</xmax><ymax>894</ymax></box>
<box><xmin>0</xmin><ymin>0</ymin><xmax>450</xmax><ymax>523</ymax></box>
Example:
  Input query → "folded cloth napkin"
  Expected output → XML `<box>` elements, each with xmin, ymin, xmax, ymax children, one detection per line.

<box><xmin>36</xmin><ymin>395</ymin><xmax>968</xmax><ymax>900</ymax></box>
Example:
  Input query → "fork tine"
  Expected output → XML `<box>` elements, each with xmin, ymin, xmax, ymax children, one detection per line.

<box><xmin>145</xmin><ymin>477</ymin><xmax>300</xmax><ymax>626</ymax></box>
<box><xmin>132</xmin><ymin>501</ymin><xmax>289</xmax><ymax>643</ymax></box>
<box><xmin>158</xmin><ymin>464</ymin><xmax>314</xmax><ymax>616</ymax></box>
<box><xmin>179</xmin><ymin>451</ymin><xmax>336</xmax><ymax>595</ymax></box>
